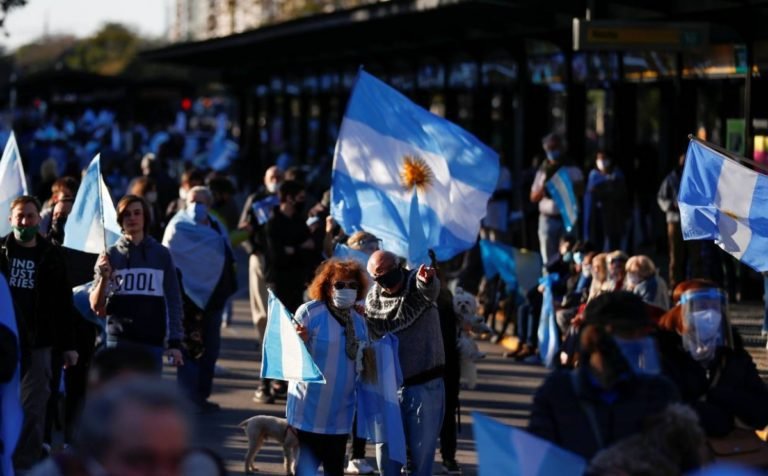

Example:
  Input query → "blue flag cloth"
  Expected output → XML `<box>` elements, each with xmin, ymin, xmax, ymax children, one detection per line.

<box><xmin>331</xmin><ymin>71</ymin><xmax>499</xmax><ymax>265</ymax></box>
<box><xmin>0</xmin><ymin>274</ymin><xmax>22</xmax><ymax>476</ymax></box>
<box><xmin>356</xmin><ymin>334</ymin><xmax>406</xmax><ymax>465</ymax></box>
<box><xmin>473</xmin><ymin>412</ymin><xmax>586</xmax><ymax>476</ymax></box>
<box><xmin>162</xmin><ymin>211</ymin><xmax>228</xmax><ymax>310</ymax></box>
<box><xmin>689</xmin><ymin>463</ymin><xmax>765</xmax><ymax>476</ymax></box>
<box><xmin>537</xmin><ymin>273</ymin><xmax>560</xmax><ymax>369</ymax></box>
<box><xmin>479</xmin><ymin>240</ymin><xmax>518</xmax><ymax>293</ymax></box>
<box><xmin>261</xmin><ymin>291</ymin><xmax>325</xmax><ymax>383</ymax></box>
<box><xmin>0</xmin><ymin>132</ymin><xmax>28</xmax><ymax>237</ymax></box>
<box><xmin>333</xmin><ymin>243</ymin><xmax>371</xmax><ymax>269</ymax></box>
<box><xmin>545</xmin><ymin>168</ymin><xmax>579</xmax><ymax>233</ymax></box>
<box><xmin>251</xmin><ymin>195</ymin><xmax>280</xmax><ymax>226</ymax></box>
<box><xmin>678</xmin><ymin>139</ymin><xmax>768</xmax><ymax>272</ymax></box>
<box><xmin>63</xmin><ymin>154</ymin><xmax>121</xmax><ymax>254</ymax></box>
<box><xmin>72</xmin><ymin>282</ymin><xmax>105</xmax><ymax>332</ymax></box>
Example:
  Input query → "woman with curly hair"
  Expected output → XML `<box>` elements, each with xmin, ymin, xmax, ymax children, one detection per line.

<box><xmin>287</xmin><ymin>258</ymin><xmax>370</xmax><ymax>476</ymax></box>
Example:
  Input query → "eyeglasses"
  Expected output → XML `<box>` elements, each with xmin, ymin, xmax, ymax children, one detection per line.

<box><xmin>333</xmin><ymin>281</ymin><xmax>359</xmax><ymax>290</ymax></box>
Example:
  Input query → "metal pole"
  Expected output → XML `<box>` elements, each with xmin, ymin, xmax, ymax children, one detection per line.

<box><xmin>744</xmin><ymin>39</ymin><xmax>754</xmax><ymax>161</ymax></box>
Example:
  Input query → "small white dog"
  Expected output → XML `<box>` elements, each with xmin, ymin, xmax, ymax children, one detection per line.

<box><xmin>239</xmin><ymin>415</ymin><xmax>298</xmax><ymax>475</ymax></box>
<box><xmin>453</xmin><ymin>287</ymin><xmax>493</xmax><ymax>337</ymax></box>
<box><xmin>458</xmin><ymin>335</ymin><xmax>485</xmax><ymax>390</ymax></box>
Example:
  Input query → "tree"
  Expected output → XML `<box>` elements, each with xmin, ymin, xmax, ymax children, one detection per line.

<box><xmin>63</xmin><ymin>23</ymin><xmax>141</xmax><ymax>75</ymax></box>
<box><xmin>14</xmin><ymin>35</ymin><xmax>78</xmax><ymax>73</ymax></box>
<box><xmin>0</xmin><ymin>0</ymin><xmax>26</xmax><ymax>32</ymax></box>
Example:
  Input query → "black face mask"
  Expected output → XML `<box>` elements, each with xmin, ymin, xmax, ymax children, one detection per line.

<box><xmin>52</xmin><ymin>216</ymin><xmax>67</xmax><ymax>231</ymax></box>
<box><xmin>375</xmin><ymin>267</ymin><xmax>403</xmax><ymax>289</ymax></box>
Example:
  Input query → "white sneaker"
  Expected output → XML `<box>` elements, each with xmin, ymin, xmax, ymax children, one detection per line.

<box><xmin>345</xmin><ymin>458</ymin><xmax>375</xmax><ymax>475</ymax></box>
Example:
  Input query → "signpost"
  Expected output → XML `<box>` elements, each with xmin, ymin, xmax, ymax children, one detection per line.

<box><xmin>573</xmin><ymin>19</ymin><xmax>708</xmax><ymax>52</ymax></box>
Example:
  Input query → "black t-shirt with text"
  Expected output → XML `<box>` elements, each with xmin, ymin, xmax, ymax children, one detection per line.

<box><xmin>7</xmin><ymin>243</ymin><xmax>41</xmax><ymax>326</ymax></box>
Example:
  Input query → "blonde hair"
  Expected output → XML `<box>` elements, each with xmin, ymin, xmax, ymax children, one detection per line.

<box><xmin>588</xmin><ymin>253</ymin><xmax>608</xmax><ymax>300</ymax></box>
<box><xmin>626</xmin><ymin>255</ymin><xmax>656</xmax><ymax>279</ymax></box>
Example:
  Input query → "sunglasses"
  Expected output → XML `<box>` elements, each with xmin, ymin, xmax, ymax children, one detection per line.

<box><xmin>333</xmin><ymin>281</ymin><xmax>359</xmax><ymax>290</ymax></box>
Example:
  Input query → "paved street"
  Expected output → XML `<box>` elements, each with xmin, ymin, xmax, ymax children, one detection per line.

<box><xmin>183</xmin><ymin>255</ymin><xmax>768</xmax><ymax>475</ymax></box>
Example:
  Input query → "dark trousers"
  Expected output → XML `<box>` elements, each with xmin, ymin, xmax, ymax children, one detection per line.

<box><xmin>14</xmin><ymin>347</ymin><xmax>52</xmax><ymax>470</ymax></box>
<box><xmin>296</xmin><ymin>430</ymin><xmax>348</xmax><ymax>476</ymax></box>
<box><xmin>440</xmin><ymin>377</ymin><xmax>460</xmax><ymax>462</ymax></box>
<box><xmin>178</xmin><ymin>308</ymin><xmax>223</xmax><ymax>405</ymax></box>
<box><xmin>350</xmin><ymin>414</ymin><xmax>366</xmax><ymax>459</ymax></box>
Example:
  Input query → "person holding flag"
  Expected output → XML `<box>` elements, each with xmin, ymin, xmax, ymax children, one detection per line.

<box><xmin>1</xmin><ymin>196</ymin><xmax>78</xmax><ymax>471</ymax></box>
<box><xmin>90</xmin><ymin>195</ymin><xmax>184</xmax><ymax>372</ymax></box>
<box><xmin>284</xmin><ymin>258</ymin><xmax>370</xmax><ymax>476</ymax></box>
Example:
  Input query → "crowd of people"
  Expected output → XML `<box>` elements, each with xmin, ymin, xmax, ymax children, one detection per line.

<box><xmin>1</xmin><ymin>106</ymin><xmax>767</xmax><ymax>476</ymax></box>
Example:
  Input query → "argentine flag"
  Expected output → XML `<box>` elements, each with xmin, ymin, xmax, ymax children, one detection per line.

<box><xmin>0</xmin><ymin>132</ymin><xmax>28</xmax><ymax>237</ymax></box>
<box><xmin>679</xmin><ymin>139</ymin><xmax>768</xmax><ymax>272</ymax></box>
<box><xmin>261</xmin><ymin>291</ymin><xmax>325</xmax><ymax>383</ymax></box>
<box><xmin>64</xmin><ymin>154</ymin><xmax>121</xmax><ymax>253</ymax></box>
<box><xmin>473</xmin><ymin>412</ymin><xmax>586</xmax><ymax>476</ymax></box>
<box><xmin>331</xmin><ymin>71</ymin><xmax>499</xmax><ymax>265</ymax></box>
<box><xmin>545</xmin><ymin>168</ymin><xmax>579</xmax><ymax>233</ymax></box>
<box><xmin>0</xmin><ymin>274</ymin><xmax>22</xmax><ymax>476</ymax></box>
<box><xmin>537</xmin><ymin>273</ymin><xmax>560</xmax><ymax>369</ymax></box>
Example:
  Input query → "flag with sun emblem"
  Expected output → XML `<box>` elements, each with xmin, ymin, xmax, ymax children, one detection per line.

<box><xmin>331</xmin><ymin>71</ymin><xmax>500</xmax><ymax>264</ymax></box>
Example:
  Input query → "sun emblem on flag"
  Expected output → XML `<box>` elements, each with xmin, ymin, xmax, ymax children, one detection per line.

<box><xmin>400</xmin><ymin>155</ymin><xmax>433</xmax><ymax>192</ymax></box>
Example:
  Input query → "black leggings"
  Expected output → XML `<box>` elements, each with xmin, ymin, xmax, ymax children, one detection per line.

<box><xmin>296</xmin><ymin>430</ymin><xmax>348</xmax><ymax>476</ymax></box>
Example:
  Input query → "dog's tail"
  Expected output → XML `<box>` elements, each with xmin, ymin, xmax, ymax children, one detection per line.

<box><xmin>238</xmin><ymin>416</ymin><xmax>255</xmax><ymax>429</ymax></box>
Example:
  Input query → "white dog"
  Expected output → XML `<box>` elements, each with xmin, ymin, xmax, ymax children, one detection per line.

<box><xmin>453</xmin><ymin>287</ymin><xmax>493</xmax><ymax>337</ymax></box>
<box><xmin>239</xmin><ymin>415</ymin><xmax>298</xmax><ymax>475</ymax></box>
<box><xmin>458</xmin><ymin>335</ymin><xmax>485</xmax><ymax>390</ymax></box>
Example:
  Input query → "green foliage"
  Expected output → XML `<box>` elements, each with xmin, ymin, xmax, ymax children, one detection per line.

<box><xmin>63</xmin><ymin>23</ymin><xmax>141</xmax><ymax>75</ymax></box>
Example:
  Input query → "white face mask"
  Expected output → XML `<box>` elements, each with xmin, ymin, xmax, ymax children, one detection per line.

<box><xmin>581</xmin><ymin>264</ymin><xmax>592</xmax><ymax>278</ymax></box>
<box><xmin>179</xmin><ymin>187</ymin><xmax>188</xmax><ymax>200</ymax></box>
<box><xmin>626</xmin><ymin>272</ymin><xmax>641</xmax><ymax>287</ymax></box>
<box><xmin>597</xmin><ymin>159</ymin><xmax>610</xmax><ymax>171</ymax></box>
<box><xmin>331</xmin><ymin>289</ymin><xmax>357</xmax><ymax>309</ymax></box>
<box><xmin>266</xmin><ymin>181</ymin><xmax>280</xmax><ymax>194</ymax></box>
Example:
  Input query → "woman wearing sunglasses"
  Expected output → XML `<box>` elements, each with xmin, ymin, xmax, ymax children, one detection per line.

<box><xmin>287</xmin><ymin>258</ymin><xmax>370</xmax><ymax>476</ymax></box>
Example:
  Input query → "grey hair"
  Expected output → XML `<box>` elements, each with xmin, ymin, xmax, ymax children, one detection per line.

<box><xmin>187</xmin><ymin>185</ymin><xmax>213</xmax><ymax>205</ymax></box>
<box><xmin>75</xmin><ymin>377</ymin><xmax>192</xmax><ymax>461</ymax></box>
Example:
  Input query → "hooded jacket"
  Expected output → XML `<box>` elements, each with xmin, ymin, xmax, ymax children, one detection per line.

<box><xmin>104</xmin><ymin>236</ymin><xmax>183</xmax><ymax>348</ymax></box>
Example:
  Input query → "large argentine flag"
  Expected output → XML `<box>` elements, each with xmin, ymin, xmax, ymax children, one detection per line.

<box><xmin>473</xmin><ymin>412</ymin><xmax>586</xmax><ymax>476</ymax></box>
<box><xmin>331</xmin><ymin>71</ymin><xmax>499</xmax><ymax>265</ymax></box>
<box><xmin>0</xmin><ymin>274</ymin><xmax>22</xmax><ymax>476</ymax></box>
<box><xmin>261</xmin><ymin>291</ymin><xmax>325</xmax><ymax>383</ymax></box>
<box><xmin>0</xmin><ymin>132</ymin><xmax>28</xmax><ymax>237</ymax></box>
<box><xmin>64</xmin><ymin>154</ymin><xmax>121</xmax><ymax>253</ymax></box>
<box><xmin>545</xmin><ymin>168</ymin><xmax>578</xmax><ymax>233</ymax></box>
<box><xmin>679</xmin><ymin>139</ymin><xmax>768</xmax><ymax>272</ymax></box>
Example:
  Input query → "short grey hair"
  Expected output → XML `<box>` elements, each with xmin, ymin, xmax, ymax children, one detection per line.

<box><xmin>75</xmin><ymin>377</ymin><xmax>192</xmax><ymax>461</ymax></box>
<box><xmin>187</xmin><ymin>185</ymin><xmax>213</xmax><ymax>205</ymax></box>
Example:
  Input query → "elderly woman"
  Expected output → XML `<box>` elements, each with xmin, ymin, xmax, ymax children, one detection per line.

<box><xmin>625</xmin><ymin>255</ymin><xmax>670</xmax><ymax>310</ymax></box>
<box><xmin>288</xmin><ymin>259</ymin><xmax>369</xmax><ymax>476</ymax></box>
<box><xmin>588</xmin><ymin>252</ymin><xmax>609</xmax><ymax>300</ymax></box>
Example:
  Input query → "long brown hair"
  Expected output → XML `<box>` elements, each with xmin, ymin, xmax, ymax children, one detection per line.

<box><xmin>116</xmin><ymin>195</ymin><xmax>151</xmax><ymax>234</ymax></box>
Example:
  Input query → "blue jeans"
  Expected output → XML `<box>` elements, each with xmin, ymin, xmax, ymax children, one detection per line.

<box><xmin>376</xmin><ymin>377</ymin><xmax>445</xmax><ymax>476</ymax></box>
<box><xmin>538</xmin><ymin>214</ymin><xmax>564</xmax><ymax>268</ymax></box>
<box><xmin>177</xmin><ymin>308</ymin><xmax>223</xmax><ymax>405</ymax></box>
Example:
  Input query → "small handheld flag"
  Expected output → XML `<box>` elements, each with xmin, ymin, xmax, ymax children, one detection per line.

<box><xmin>64</xmin><ymin>154</ymin><xmax>121</xmax><ymax>253</ymax></box>
<box><xmin>537</xmin><ymin>273</ymin><xmax>560</xmax><ymax>369</ymax></box>
<box><xmin>545</xmin><ymin>168</ymin><xmax>579</xmax><ymax>233</ymax></box>
<box><xmin>473</xmin><ymin>412</ymin><xmax>586</xmax><ymax>476</ymax></box>
<box><xmin>261</xmin><ymin>291</ymin><xmax>325</xmax><ymax>383</ymax></box>
<box><xmin>0</xmin><ymin>132</ymin><xmax>28</xmax><ymax>237</ymax></box>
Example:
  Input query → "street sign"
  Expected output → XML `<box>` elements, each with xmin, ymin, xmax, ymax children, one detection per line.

<box><xmin>573</xmin><ymin>19</ymin><xmax>708</xmax><ymax>52</ymax></box>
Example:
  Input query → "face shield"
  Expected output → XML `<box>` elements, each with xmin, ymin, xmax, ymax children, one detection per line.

<box><xmin>680</xmin><ymin>288</ymin><xmax>730</xmax><ymax>362</ymax></box>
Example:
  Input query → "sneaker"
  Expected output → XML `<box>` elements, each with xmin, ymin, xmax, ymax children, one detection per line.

<box><xmin>442</xmin><ymin>460</ymin><xmax>462</xmax><ymax>474</ymax></box>
<box><xmin>345</xmin><ymin>458</ymin><xmax>375</xmax><ymax>474</ymax></box>
<box><xmin>271</xmin><ymin>380</ymin><xmax>288</xmax><ymax>397</ymax></box>
<box><xmin>253</xmin><ymin>388</ymin><xmax>275</xmax><ymax>404</ymax></box>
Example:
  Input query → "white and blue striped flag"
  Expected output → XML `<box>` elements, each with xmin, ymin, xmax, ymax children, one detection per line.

<box><xmin>0</xmin><ymin>132</ymin><xmax>28</xmax><ymax>237</ymax></box>
<box><xmin>331</xmin><ymin>71</ymin><xmax>499</xmax><ymax>265</ymax></box>
<box><xmin>679</xmin><ymin>139</ymin><xmax>768</xmax><ymax>272</ymax></box>
<box><xmin>545</xmin><ymin>168</ymin><xmax>579</xmax><ymax>233</ymax></box>
<box><xmin>473</xmin><ymin>412</ymin><xmax>586</xmax><ymax>476</ymax></box>
<box><xmin>537</xmin><ymin>273</ymin><xmax>560</xmax><ymax>369</ymax></box>
<box><xmin>261</xmin><ymin>291</ymin><xmax>325</xmax><ymax>383</ymax></box>
<box><xmin>0</xmin><ymin>274</ymin><xmax>22</xmax><ymax>476</ymax></box>
<box><xmin>64</xmin><ymin>154</ymin><xmax>121</xmax><ymax>253</ymax></box>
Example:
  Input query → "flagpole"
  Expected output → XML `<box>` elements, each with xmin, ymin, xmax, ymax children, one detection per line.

<box><xmin>689</xmin><ymin>135</ymin><xmax>768</xmax><ymax>175</ymax></box>
<box><xmin>96</xmin><ymin>155</ymin><xmax>108</xmax><ymax>252</ymax></box>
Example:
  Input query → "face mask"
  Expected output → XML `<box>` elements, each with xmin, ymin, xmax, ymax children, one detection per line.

<box><xmin>626</xmin><ymin>272</ymin><xmax>641</xmax><ymax>287</ymax></box>
<box><xmin>546</xmin><ymin>150</ymin><xmax>560</xmax><ymax>162</ymax></box>
<box><xmin>266</xmin><ymin>182</ymin><xmax>279</xmax><ymax>194</ymax></box>
<box><xmin>375</xmin><ymin>267</ymin><xmax>403</xmax><ymax>289</ymax></box>
<box><xmin>293</xmin><ymin>199</ymin><xmax>306</xmax><ymax>214</ymax></box>
<box><xmin>683</xmin><ymin>310</ymin><xmax>722</xmax><ymax>362</ymax></box>
<box><xmin>12</xmin><ymin>225</ymin><xmax>39</xmax><ymax>243</ymax></box>
<box><xmin>186</xmin><ymin>202</ymin><xmax>207</xmax><ymax>223</ymax></box>
<box><xmin>563</xmin><ymin>251</ymin><xmax>573</xmax><ymax>263</ymax></box>
<box><xmin>597</xmin><ymin>159</ymin><xmax>610</xmax><ymax>171</ymax></box>
<box><xmin>581</xmin><ymin>264</ymin><xmax>592</xmax><ymax>278</ymax></box>
<box><xmin>145</xmin><ymin>191</ymin><xmax>158</xmax><ymax>204</ymax></box>
<box><xmin>179</xmin><ymin>187</ymin><xmax>188</xmax><ymax>200</ymax></box>
<box><xmin>613</xmin><ymin>336</ymin><xmax>661</xmax><ymax>376</ymax></box>
<box><xmin>331</xmin><ymin>288</ymin><xmax>357</xmax><ymax>309</ymax></box>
